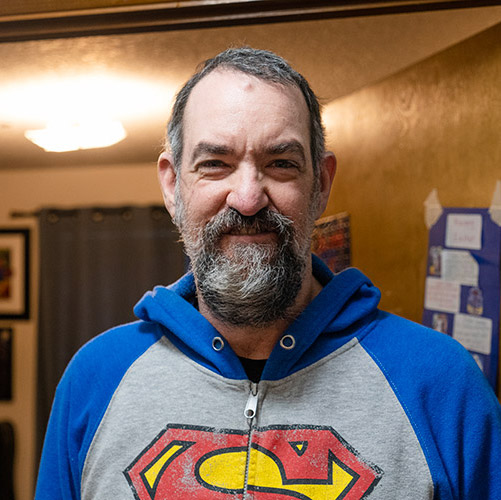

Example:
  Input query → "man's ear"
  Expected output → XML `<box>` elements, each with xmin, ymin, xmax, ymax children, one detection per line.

<box><xmin>157</xmin><ymin>151</ymin><xmax>177</xmax><ymax>219</ymax></box>
<box><xmin>315</xmin><ymin>151</ymin><xmax>337</xmax><ymax>218</ymax></box>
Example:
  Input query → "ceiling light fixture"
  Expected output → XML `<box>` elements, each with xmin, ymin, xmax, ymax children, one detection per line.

<box><xmin>0</xmin><ymin>72</ymin><xmax>175</xmax><ymax>153</ymax></box>
<box><xmin>25</xmin><ymin>118</ymin><xmax>127</xmax><ymax>152</ymax></box>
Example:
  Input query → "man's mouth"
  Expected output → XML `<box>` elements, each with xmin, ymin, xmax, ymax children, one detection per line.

<box><xmin>227</xmin><ymin>226</ymin><xmax>270</xmax><ymax>236</ymax></box>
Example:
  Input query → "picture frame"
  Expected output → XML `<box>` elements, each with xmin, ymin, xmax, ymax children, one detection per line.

<box><xmin>0</xmin><ymin>229</ymin><xmax>30</xmax><ymax>320</ymax></box>
<box><xmin>0</xmin><ymin>327</ymin><xmax>13</xmax><ymax>400</ymax></box>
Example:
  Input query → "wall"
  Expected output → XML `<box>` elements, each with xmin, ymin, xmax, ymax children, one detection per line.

<box><xmin>0</xmin><ymin>163</ymin><xmax>163</xmax><ymax>500</ymax></box>
<box><xmin>324</xmin><ymin>22</ymin><xmax>501</xmax><ymax>324</ymax></box>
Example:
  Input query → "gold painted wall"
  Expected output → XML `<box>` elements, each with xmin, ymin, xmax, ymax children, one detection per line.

<box><xmin>324</xmin><ymin>22</ymin><xmax>501</xmax><ymax>324</ymax></box>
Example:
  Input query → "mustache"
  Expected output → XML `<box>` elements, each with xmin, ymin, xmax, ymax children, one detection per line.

<box><xmin>203</xmin><ymin>208</ymin><xmax>294</xmax><ymax>243</ymax></box>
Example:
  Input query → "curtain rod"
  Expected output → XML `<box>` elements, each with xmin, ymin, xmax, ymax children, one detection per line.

<box><xmin>10</xmin><ymin>205</ymin><xmax>166</xmax><ymax>219</ymax></box>
<box><xmin>10</xmin><ymin>210</ymin><xmax>41</xmax><ymax>218</ymax></box>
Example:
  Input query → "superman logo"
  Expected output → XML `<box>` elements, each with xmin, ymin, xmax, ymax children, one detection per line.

<box><xmin>124</xmin><ymin>424</ymin><xmax>383</xmax><ymax>499</ymax></box>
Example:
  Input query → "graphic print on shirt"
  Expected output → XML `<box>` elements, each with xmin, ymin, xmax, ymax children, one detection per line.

<box><xmin>124</xmin><ymin>424</ymin><xmax>383</xmax><ymax>499</ymax></box>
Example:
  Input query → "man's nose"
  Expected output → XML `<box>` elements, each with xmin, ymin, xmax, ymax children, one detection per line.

<box><xmin>226</xmin><ymin>166</ymin><xmax>270</xmax><ymax>216</ymax></box>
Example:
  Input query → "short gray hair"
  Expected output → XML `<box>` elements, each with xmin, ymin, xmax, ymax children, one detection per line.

<box><xmin>166</xmin><ymin>47</ymin><xmax>325</xmax><ymax>177</ymax></box>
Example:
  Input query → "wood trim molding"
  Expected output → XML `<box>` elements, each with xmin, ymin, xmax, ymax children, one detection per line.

<box><xmin>1</xmin><ymin>0</ymin><xmax>500</xmax><ymax>42</ymax></box>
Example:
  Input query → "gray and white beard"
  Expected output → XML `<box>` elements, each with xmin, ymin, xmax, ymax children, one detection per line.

<box><xmin>177</xmin><ymin>203</ymin><xmax>313</xmax><ymax>327</ymax></box>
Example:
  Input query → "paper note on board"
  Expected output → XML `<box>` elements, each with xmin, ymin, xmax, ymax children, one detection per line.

<box><xmin>453</xmin><ymin>314</ymin><xmax>492</xmax><ymax>355</ymax></box>
<box><xmin>441</xmin><ymin>250</ymin><xmax>479</xmax><ymax>287</ymax></box>
<box><xmin>445</xmin><ymin>213</ymin><xmax>482</xmax><ymax>250</ymax></box>
<box><xmin>424</xmin><ymin>277</ymin><xmax>461</xmax><ymax>313</ymax></box>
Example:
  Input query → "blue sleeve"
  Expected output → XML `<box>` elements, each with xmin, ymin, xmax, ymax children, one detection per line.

<box><xmin>35</xmin><ymin>362</ymin><xmax>85</xmax><ymax>500</ymax></box>
<box><xmin>34</xmin><ymin>322</ymin><xmax>163</xmax><ymax>500</ymax></box>
<box><xmin>362</xmin><ymin>311</ymin><xmax>501</xmax><ymax>500</ymax></box>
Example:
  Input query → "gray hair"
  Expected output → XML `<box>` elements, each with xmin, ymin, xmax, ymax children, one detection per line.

<box><xmin>166</xmin><ymin>47</ymin><xmax>325</xmax><ymax>177</ymax></box>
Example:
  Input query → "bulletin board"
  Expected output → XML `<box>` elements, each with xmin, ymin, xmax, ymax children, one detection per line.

<box><xmin>423</xmin><ymin>207</ymin><xmax>501</xmax><ymax>391</ymax></box>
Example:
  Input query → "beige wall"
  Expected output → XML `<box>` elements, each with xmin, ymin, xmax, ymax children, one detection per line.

<box><xmin>324</xmin><ymin>22</ymin><xmax>501</xmax><ymax>323</ymax></box>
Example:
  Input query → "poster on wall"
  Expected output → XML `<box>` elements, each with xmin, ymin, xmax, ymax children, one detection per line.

<box><xmin>422</xmin><ymin>199</ymin><xmax>501</xmax><ymax>391</ymax></box>
<box><xmin>311</xmin><ymin>212</ymin><xmax>351</xmax><ymax>273</ymax></box>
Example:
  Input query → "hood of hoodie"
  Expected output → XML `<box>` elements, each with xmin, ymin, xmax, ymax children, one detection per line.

<box><xmin>134</xmin><ymin>255</ymin><xmax>381</xmax><ymax>381</ymax></box>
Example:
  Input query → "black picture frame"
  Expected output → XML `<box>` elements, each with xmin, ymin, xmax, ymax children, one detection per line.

<box><xmin>0</xmin><ymin>229</ymin><xmax>30</xmax><ymax>320</ymax></box>
<box><xmin>0</xmin><ymin>327</ymin><xmax>13</xmax><ymax>400</ymax></box>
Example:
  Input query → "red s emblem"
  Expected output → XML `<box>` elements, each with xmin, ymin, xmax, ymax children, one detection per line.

<box><xmin>124</xmin><ymin>424</ymin><xmax>383</xmax><ymax>499</ymax></box>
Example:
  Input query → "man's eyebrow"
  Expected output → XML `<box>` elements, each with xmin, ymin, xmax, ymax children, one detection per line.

<box><xmin>191</xmin><ymin>142</ymin><xmax>234</xmax><ymax>162</ymax></box>
<box><xmin>265</xmin><ymin>141</ymin><xmax>306</xmax><ymax>161</ymax></box>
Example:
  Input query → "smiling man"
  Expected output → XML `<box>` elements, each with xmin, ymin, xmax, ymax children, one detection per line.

<box><xmin>157</xmin><ymin>66</ymin><xmax>335</xmax><ymax>358</ymax></box>
<box><xmin>36</xmin><ymin>48</ymin><xmax>501</xmax><ymax>500</ymax></box>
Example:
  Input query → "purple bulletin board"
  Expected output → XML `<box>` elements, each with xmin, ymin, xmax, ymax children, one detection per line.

<box><xmin>423</xmin><ymin>207</ymin><xmax>500</xmax><ymax>391</ymax></box>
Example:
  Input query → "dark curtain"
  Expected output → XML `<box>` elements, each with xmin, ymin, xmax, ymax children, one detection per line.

<box><xmin>36</xmin><ymin>205</ymin><xmax>185</xmax><ymax>465</ymax></box>
<box><xmin>0</xmin><ymin>421</ymin><xmax>15</xmax><ymax>500</ymax></box>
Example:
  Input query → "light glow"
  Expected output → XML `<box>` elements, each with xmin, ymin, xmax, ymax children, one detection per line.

<box><xmin>0</xmin><ymin>72</ymin><xmax>175</xmax><ymax>152</ymax></box>
<box><xmin>25</xmin><ymin>118</ymin><xmax>127</xmax><ymax>152</ymax></box>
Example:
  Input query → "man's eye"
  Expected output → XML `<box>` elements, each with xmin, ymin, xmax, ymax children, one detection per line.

<box><xmin>270</xmin><ymin>159</ymin><xmax>298</xmax><ymax>169</ymax></box>
<box><xmin>196</xmin><ymin>160</ymin><xmax>231</xmax><ymax>173</ymax></box>
<box><xmin>200</xmin><ymin>160</ymin><xmax>226</xmax><ymax>168</ymax></box>
<box><xmin>196</xmin><ymin>160</ymin><xmax>231</xmax><ymax>177</ymax></box>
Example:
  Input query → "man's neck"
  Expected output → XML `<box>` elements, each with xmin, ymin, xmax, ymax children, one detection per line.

<box><xmin>197</xmin><ymin>269</ymin><xmax>323</xmax><ymax>359</ymax></box>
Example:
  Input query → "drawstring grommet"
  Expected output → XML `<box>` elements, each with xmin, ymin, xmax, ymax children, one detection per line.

<box><xmin>280</xmin><ymin>334</ymin><xmax>295</xmax><ymax>350</ymax></box>
<box><xmin>212</xmin><ymin>336</ymin><xmax>225</xmax><ymax>351</ymax></box>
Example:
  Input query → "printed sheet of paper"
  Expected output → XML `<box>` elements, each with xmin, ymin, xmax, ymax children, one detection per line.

<box><xmin>441</xmin><ymin>250</ymin><xmax>479</xmax><ymax>287</ymax></box>
<box><xmin>424</xmin><ymin>277</ymin><xmax>460</xmax><ymax>313</ymax></box>
<box><xmin>453</xmin><ymin>314</ymin><xmax>492</xmax><ymax>355</ymax></box>
<box><xmin>445</xmin><ymin>213</ymin><xmax>482</xmax><ymax>250</ymax></box>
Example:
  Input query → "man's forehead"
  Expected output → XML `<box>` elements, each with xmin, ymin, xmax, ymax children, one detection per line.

<box><xmin>180</xmin><ymin>68</ymin><xmax>312</xmax><ymax>164</ymax></box>
<box><xmin>185</xmin><ymin>68</ymin><xmax>306</xmax><ymax>113</ymax></box>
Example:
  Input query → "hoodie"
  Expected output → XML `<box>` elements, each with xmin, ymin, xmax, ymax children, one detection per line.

<box><xmin>35</xmin><ymin>256</ymin><xmax>501</xmax><ymax>500</ymax></box>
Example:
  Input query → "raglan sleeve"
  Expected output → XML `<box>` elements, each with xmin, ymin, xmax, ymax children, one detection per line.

<box><xmin>34</xmin><ymin>358</ymin><xmax>89</xmax><ymax>500</ymax></box>
<box><xmin>437</xmin><ymin>350</ymin><xmax>501</xmax><ymax>500</ymax></box>
<box><xmin>405</xmin><ymin>336</ymin><xmax>501</xmax><ymax>499</ymax></box>
<box><xmin>362</xmin><ymin>314</ymin><xmax>501</xmax><ymax>499</ymax></box>
<box><xmin>34</xmin><ymin>323</ymin><xmax>160</xmax><ymax>500</ymax></box>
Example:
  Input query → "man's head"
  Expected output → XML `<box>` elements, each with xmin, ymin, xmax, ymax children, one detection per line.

<box><xmin>158</xmin><ymin>47</ymin><xmax>336</xmax><ymax>327</ymax></box>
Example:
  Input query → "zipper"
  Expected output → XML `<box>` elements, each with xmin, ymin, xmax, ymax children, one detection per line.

<box><xmin>244</xmin><ymin>382</ymin><xmax>259</xmax><ymax>421</ymax></box>
<box><xmin>243</xmin><ymin>382</ymin><xmax>259</xmax><ymax>499</ymax></box>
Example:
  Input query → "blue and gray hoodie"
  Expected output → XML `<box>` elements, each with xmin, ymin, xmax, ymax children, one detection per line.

<box><xmin>35</xmin><ymin>256</ymin><xmax>501</xmax><ymax>500</ymax></box>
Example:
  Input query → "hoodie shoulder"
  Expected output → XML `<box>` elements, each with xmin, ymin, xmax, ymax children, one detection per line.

<box><xmin>361</xmin><ymin>311</ymin><xmax>501</xmax><ymax>499</ymax></box>
<box><xmin>36</xmin><ymin>321</ymin><xmax>164</xmax><ymax>499</ymax></box>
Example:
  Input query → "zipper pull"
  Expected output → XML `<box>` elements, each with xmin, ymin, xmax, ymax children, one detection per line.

<box><xmin>244</xmin><ymin>383</ymin><xmax>259</xmax><ymax>420</ymax></box>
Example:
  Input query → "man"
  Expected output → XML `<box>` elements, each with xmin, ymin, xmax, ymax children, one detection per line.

<box><xmin>36</xmin><ymin>47</ymin><xmax>501</xmax><ymax>499</ymax></box>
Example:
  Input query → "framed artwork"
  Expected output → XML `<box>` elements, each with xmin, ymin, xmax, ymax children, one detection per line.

<box><xmin>0</xmin><ymin>327</ymin><xmax>13</xmax><ymax>400</ymax></box>
<box><xmin>0</xmin><ymin>229</ymin><xmax>30</xmax><ymax>319</ymax></box>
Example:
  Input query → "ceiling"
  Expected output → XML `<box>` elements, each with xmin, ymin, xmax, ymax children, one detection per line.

<box><xmin>1</xmin><ymin>5</ymin><xmax>501</xmax><ymax>169</ymax></box>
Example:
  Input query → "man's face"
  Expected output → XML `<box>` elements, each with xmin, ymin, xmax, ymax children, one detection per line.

<box><xmin>163</xmin><ymin>69</ymin><xmax>325</xmax><ymax>325</ymax></box>
<box><xmin>177</xmin><ymin>70</ymin><xmax>318</xmax><ymax>251</ymax></box>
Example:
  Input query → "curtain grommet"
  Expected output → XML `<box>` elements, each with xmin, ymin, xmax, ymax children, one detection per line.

<box><xmin>92</xmin><ymin>211</ymin><xmax>104</xmax><ymax>223</ymax></box>
<box><xmin>47</xmin><ymin>213</ymin><xmax>59</xmax><ymax>224</ymax></box>
<box><xmin>121</xmin><ymin>210</ymin><xmax>133</xmax><ymax>221</ymax></box>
